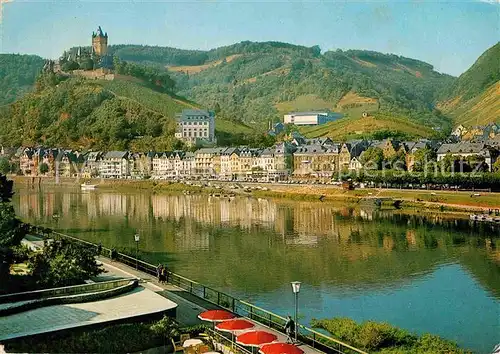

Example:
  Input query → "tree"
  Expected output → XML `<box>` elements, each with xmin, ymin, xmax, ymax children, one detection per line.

<box><xmin>493</xmin><ymin>159</ymin><xmax>500</xmax><ymax>172</ymax></box>
<box><xmin>0</xmin><ymin>174</ymin><xmax>28</xmax><ymax>283</ymax></box>
<box><xmin>467</xmin><ymin>155</ymin><xmax>487</xmax><ymax>172</ymax></box>
<box><xmin>61</xmin><ymin>61</ymin><xmax>80</xmax><ymax>72</ymax></box>
<box><xmin>81</xmin><ymin>58</ymin><xmax>95</xmax><ymax>71</ymax></box>
<box><xmin>0</xmin><ymin>158</ymin><xmax>10</xmax><ymax>175</ymax></box>
<box><xmin>360</xmin><ymin>147</ymin><xmax>384</xmax><ymax>170</ymax></box>
<box><xmin>28</xmin><ymin>239</ymin><xmax>103</xmax><ymax>287</ymax></box>
<box><xmin>412</xmin><ymin>148</ymin><xmax>436</xmax><ymax>172</ymax></box>
<box><xmin>39</xmin><ymin>163</ymin><xmax>49</xmax><ymax>175</ymax></box>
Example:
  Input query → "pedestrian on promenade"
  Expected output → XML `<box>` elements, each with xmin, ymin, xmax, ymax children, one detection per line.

<box><xmin>284</xmin><ymin>315</ymin><xmax>295</xmax><ymax>344</ymax></box>
<box><xmin>161</xmin><ymin>264</ymin><xmax>168</xmax><ymax>283</ymax></box>
<box><xmin>156</xmin><ymin>264</ymin><xmax>163</xmax><ymax>283</ymax></box>
<box><xmin>97</xmin><ymin>242</ymin><xmax>102</xmax><ymax>256</ymax></box>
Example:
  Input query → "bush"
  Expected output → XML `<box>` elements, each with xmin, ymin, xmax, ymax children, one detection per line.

<box><xmin>11</xmin><ymin>244</ymin><xmax>32</xmax><ymax>263</ymax></box>
<box><xmin>312</xmin><ymin>317</ymin><xmax>466</xmax><ymax>353</ymax></box>
<box><xmin>150</xmin><ymin>315</ymin><xmax>179</xmax><ymax>339</ymax></box>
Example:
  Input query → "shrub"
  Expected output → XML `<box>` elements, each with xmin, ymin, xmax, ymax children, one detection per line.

<box><xmin>11</xmin><ymin>244</ymin><xmax>32</xmax><ymax>263</ymax></box>
<box><xmin>312</xmin><ymin>317</ymin><xmax>466</xmax><ymax>353</ymax></box>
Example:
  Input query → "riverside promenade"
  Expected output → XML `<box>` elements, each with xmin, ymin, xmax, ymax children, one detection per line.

<box><xmin>96</xmin><ymin>256</ymin><xmax>329</xmax><ymax>354</ymax></box>
<box><xmin>13</xmin><ymin>234</ymin><xmax>364</xmax><ymax>354</ymax></box>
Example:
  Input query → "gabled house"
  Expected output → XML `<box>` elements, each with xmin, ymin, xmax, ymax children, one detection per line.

<box><xmin>220</xmin><ymin>147</ymin><xmax>238</xmax><ymax>179</ymax></box>
<box><xmin>194</xmin><ymin>148</ymin><xmax>223</xmax><ymax>177</ymax></box>
<box><xmin>239</xmin><ymin>147</ymin><xmax>260</xmax><ymax>177</ymax></box>
<box><xmin>181</xmin><ymin>152</ymin><xmax>195</xmax><ymax>177</ymax></box>
<box><xmin>152</xmin><ymin>152</ymin><xmax>174</xmax><ymax>178</ymax></box>
<box><xmin>129</xmin><ymin>152</ymin><xmax>152</xmax><ymax>179</ymax></box>
<box><xmin>55</xmin><ymin>150</ymin><xmax>80</xmax><ymax>177</ymax></box>
<box><xmin>19</xmin><ymin>148</ymin><xmax>35</xmax><ymax>176</ymax></box>
<box><xmin>229</xmin><ymin>149</ymin><xmax>241</xmax><ymax>180</ymax></box>
<box><xmin>349</xmin><ymin>157</ymin><xmax>363</xmax><ymax>171</ymax></box>
<box><xmin>403</xmin><ymin>140</ymin><xmax>436</xmax><ymax>172</ymax></box>
<box><xmin>82</xmin><ymin>151</ymin><xmax>103</xmax><ymax>178</ymax></box>
<box><xmin>99</xmin><ymin>151</ymin><xmax>130</xmax><ymax>178</ymax></box>
<box><xmin>273</xmin><ymin>142</ymin><xmax>296</xmax><ymax>180</ymax></box>
<box><xmin>293</xmin><ymin>144</ymin><xmax>339</xmax><ymax>178</ymax></box>
<box><xmin>40</xmin><ymin>148</ymin><xmax>59</xmax><ymax>176</ymax></box>
<box><xmin>436</xmin><ymin>142</ymin><xmax>498</xmax><ymax>172</ymax></box>
<box><xmin>339</xmin><ymin>140</ymin><xmax>370</xmax><ymax>170</ymax></box>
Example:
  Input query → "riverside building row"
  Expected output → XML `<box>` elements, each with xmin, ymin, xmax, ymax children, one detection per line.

<box><xmin>5</xmin><ymin>135</ymin><xmax>500</xmax><ymax>180</ymax></box>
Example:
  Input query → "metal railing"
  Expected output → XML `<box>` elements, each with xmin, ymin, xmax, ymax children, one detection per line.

<box><xmin>39</xmin><ymin>229</ymin><xmax>367</xmax><ymax>354</ymax></box>
<box><xmin>206</xmin><ymin>328</ymin><xmax>253</xmax><ymax>354</ymax></box>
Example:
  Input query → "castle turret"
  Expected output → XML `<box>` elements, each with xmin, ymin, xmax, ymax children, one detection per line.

<box><xmin>92</xmin><ymin>26</ymin><xmax>108</xmax><ymax>56</ymax></box>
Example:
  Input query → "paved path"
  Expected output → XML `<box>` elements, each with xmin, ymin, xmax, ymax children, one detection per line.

<box><xmin>97</xmin><ymin>257</ymin><xmax>324</xmax><ymax>354</ymax></box>
<box><xmin>0</xmin><ymin>286</ymin><xmax>177</xmax><ymax>341</ymax></box>
<box><xmin>98</xmin><ymin>258</ymin><xmax>214</xmax><ymax>327</ymax></box>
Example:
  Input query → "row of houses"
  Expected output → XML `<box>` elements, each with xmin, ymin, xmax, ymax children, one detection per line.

<box><xmin>451</xmin><ymin>123</ymin><xmax>499</xmax><ymax>141</ymax></box>
<box><xmin>3</xmin><ymin>136</ymin><xmax>499</xmax><ymax>180</ymax></box>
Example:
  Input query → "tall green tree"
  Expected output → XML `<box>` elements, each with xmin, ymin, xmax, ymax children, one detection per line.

<box><xmin>360</xmin><ymin>147</ymin><xmax>384</xmax><ymax>170</ymax></box>
<box><xmin>0</xmin><ymin>158</ymin><xmax>10</xmax><ymax>175</ymax></box>
<box><xmin>39</xmin><ymin>163</ymin><xmax>49</xmax><ymax>175</ymax></box>
<box><xmin>0</xmin><ymin>174</ymin><xmax>28</xmax><ymax>283</ymax></box>
<box><xmin>412</xmin><ymin>148</ymin><xmax>437</xmax><ymax>172</ymax></box>
<box><xmin>28</xmin><ymin>239</ymin><xmax>103</xmax><ymax>287</ymax></box>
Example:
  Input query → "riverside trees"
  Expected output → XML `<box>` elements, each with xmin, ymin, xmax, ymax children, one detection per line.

<box><xmin>0</xmin><ymin>174</ymin><xmax>28</xmax><ymax>284</ymax></box>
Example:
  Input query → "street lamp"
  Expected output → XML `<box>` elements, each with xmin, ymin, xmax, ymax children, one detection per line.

<box><xmin>134</xmin><ymin>233</ymin><xmax>140</xmax><ymax>270</ymax></box>
<box><xmin>291</xmin><ymin>281</ymin><xmax>301</xmax><ymax>342</ymax></box>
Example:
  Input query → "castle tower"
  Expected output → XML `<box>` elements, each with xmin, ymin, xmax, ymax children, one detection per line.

<box><xmin>92</xmin><ymin>26</ymin><xmax>108</xmax><ymax>56</ymax></box>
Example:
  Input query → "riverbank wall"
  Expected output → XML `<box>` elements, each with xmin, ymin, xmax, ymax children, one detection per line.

<box><xmin>9</xmin><ymin>175</ymin><xmax>500</xmax><ymax>212</ymax></box>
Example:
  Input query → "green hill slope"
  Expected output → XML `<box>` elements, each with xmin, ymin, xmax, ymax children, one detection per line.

<box><xmin>111</xmin><ymin>42</ymin><xmax>455</xmax><ymax>134</ymax></box>
<box><xmin>439</xmin><ymin>42</ymin><xmax>500</xmax><ymax>126</ymax></box>
<box><xmin>0</xmin><ymin>54</ymin><xmax>45</xmax><ymax>106</ymax></box>
<box><xmin>0</xmin><ymin>74</ymin><xmax>254</xmax><ymax>150</ymax></box>
<box><xmin>300</xmin><ymin>112</ymin><xmax>435</xmax><ymax>141</ymax></box>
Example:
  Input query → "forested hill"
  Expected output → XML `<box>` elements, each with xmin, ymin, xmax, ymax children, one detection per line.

<box><xmin>109</xmin><ymin>42</ymin><xmax>455</xmax><ymax>131</ymax></box>
<box><xmin>0</xmin><ymin>54</ymin><xmax>45</xmax><ymax>106</ymax></box>
<box><xmin>0</xmin><ymin>73</ymin><xmax>256</xmax><ymax>150</ymax></box>
<box><xmin>438</xmin><ymin>42</ymin><xmax>500</xmax><ymax>126</ymax></box>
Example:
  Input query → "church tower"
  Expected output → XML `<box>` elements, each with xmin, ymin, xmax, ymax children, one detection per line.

<box><xmin>92</xmin><ymin>26</ymin><xmax>108</xmax><ymax>56</ymax></box>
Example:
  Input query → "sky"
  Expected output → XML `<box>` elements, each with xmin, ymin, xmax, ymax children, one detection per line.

<box><xmin>0</xmin><ymin>0</ymin><xmax>498</xmax><ymax>76</ymax></box>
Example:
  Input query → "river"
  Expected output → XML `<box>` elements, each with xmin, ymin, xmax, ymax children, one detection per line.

<box><xmin>12</xmin><ymin>185</ymin><xmax>500</xmax><ymax>353</ymax></box>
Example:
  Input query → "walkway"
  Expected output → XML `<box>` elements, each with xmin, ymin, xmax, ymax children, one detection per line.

<box><xmin>97</xmin><ymin>257</ymin><xmax>325</xmax><ymax>354</ymax></box>
<box><xmin>0</xmin><ymin>286</ymin><xmax>177</xmax><ymax>341</ymax></box>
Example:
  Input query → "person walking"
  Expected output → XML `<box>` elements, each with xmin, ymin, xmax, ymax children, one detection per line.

<box><xmin>284</xmin><ymin>315</ymin><xmax>295</xmax><ymax>344</ymax></box>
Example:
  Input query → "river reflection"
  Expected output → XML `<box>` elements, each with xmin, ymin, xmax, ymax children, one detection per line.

<box><xmin>13</xmin><ymin>186</ymin><xmax>500</xmax><ymax>353</ymax></box>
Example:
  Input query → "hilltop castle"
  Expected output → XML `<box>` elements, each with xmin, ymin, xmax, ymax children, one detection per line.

<box><xmin>60</xmin><ymin>26</ymin><xmax>112</xmax><ymax>69</ymax></box>
<box><xmin>92</xmin><ymin>26</ymin><xmax>108</xmax><ymax>56</ymax></box>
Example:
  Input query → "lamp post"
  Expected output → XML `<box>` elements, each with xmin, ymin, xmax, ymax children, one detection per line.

<box><xmin>134</xmin><ymin>233</ymin><xmax>140</xmax><ymax>270</ymax></box>
<box><xmin>291</xmin><ymin>281</ymin><xmax>301</xmax><ymax>342</ymax></box>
